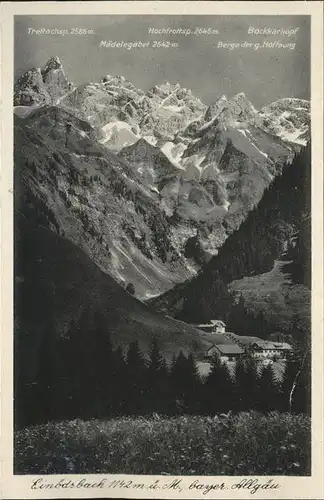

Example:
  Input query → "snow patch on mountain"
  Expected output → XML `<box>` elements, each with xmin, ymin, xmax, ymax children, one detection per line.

<box><xmin>161</xmin><ymin>141</ymin><xmax>187</xmax><ymax>169</ymax></box>
<box><xmin>142</xmin><ymin>135</ymin><xmax>158</xmax><ymax>146</ymax></box>
<box><xmin>14</xmin><ymin>104</ymin><xmax>40</xmax><ymax>118</ymax></box>
<box><xmin>237</xmin><ymin>128</ymin><xmax>270</xmax><ymax>160</ymax></box>
<box><xmin>273</xmin><ymin>125</ymin><xmax>309</xmax><ymax>146</ymax></box>
<box><xmin>100</xmin><ymin>120</ymin><xmax>140</xmax><ymax>150</ymax></box>
<box><xmin>181</xmin><ymin>154</ymin><xmax>206</xmax><ymax>179</ymax></box>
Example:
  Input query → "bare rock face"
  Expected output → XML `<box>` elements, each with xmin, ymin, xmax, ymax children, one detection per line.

<box><xmin>14</xmin><ymin>58</ymin><xmax>310</xmax><ymax>296</ymax></box>
<box><xmin>59</xmin><ymin>74</ymin><xmax>146</xmax><ymax>129</ymax></box>
<box><xmin>40</xmin><ymin>56</ymin><xmax>73</xmax><ymax>103</ymax></box>
<box><xmin>56</xmin><ymin>77</ymin><xmax>206</xmax><ymax>151</ymax></box>
<box><xmin>14</xmin><ymin>56</ymin><xmax>74</xmax><ymax>107</ymax></box>
<box><xmin>141</xmin><ymin>82</ymin><xmax>206</xmax><ymax>141</ymax></box>
<box><xmin>204</xmin><ymin>95</ymin><xmax>228</xmax><ymax>122</ymax></box>
<box><xmin>14</xmin><ymin>68</ymin><xmax>51</xmax><ymax>106</ymax></box>
<box><xmin>14</xmin><ymin>109</ymin><xmax>196</xmax><ymax>300</ymax></box>
<box><xmin>118</xmin><ymin>137</ymin><xmax>179</xmax><ymax>189</ymax></box>
<box><xmin>257</xmin><ymin>98</ymin><xmax>310</xmax><ymax>146</ymax></box>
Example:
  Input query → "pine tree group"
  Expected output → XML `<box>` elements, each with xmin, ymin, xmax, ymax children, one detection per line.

<box><xmin>22</xmin><ymin>311</ymin><xmax>310</xmax><ymax>427</ymax></box>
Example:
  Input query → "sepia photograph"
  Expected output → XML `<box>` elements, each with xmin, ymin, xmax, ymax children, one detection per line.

<box><xmin>1</xmin><ymin>2</ymin><xmax>323</xmax><ymax>499</ymax></box>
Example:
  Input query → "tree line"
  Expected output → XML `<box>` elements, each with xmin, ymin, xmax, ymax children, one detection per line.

<box><xmin>18</xmin><ymin>313</ymin><xmax>310</xmax><ymax>428</ymax></box>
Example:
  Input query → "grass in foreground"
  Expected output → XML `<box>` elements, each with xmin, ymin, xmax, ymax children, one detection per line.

<box><xmin>15</xmin><ymin>411</ymin><xmax>311</xmax><ymax>475</ymax></box>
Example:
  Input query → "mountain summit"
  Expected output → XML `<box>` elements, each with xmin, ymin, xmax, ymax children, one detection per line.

<box><xmin>42</xmin><ymin>55</ymin><xmax>63</xmax><ymax>72</ymax></box>
<box><xmin>14</xmin><ymin>56</ymin><xmax>74</xmax><ymax>107</ymax></box>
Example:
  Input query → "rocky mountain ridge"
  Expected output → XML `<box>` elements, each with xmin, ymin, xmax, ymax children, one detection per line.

<box><xmin>14</xmin><ymin>57</ymin><xmax>310</xmax><ymax>296</ymax></box>
<box><xmin>15</xmin><ymin>57</ymin><xmax>310</xmax><ymax>150</ymax></box>
<box><xmin>14</xmin><ymin>56</ymin><xmax>74</xmax><ymax>108</ymax></box>
<box><xmin>15</xmin><ymin>108</ymin><xmax>200</xmax><ymax>299</ymax></box>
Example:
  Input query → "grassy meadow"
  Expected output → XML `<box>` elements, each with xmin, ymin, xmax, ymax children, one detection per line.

<box><xmin>15</xmin><ymin>411</ymin><xmax>310</xmax><ymax>476</ymax></box>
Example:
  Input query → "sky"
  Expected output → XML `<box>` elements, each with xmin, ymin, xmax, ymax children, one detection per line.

<box><xmin>14</xmin><ymin>15</ymin><xmax>310</xmax><ymax>108</ymax></box>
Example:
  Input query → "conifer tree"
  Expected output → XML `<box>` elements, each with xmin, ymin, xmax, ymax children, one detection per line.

<box><xmin>255</xmin><ymin>310</ymin><xmax>271</xmax><ymax>339</ymax></box>
<box><xmin>158</xmin><ymin>356</ymin><xmax>171</xmax><ymax>415</ymax></box>
<box><xmin>233</xmin><ymin>357</ymin><xmax>247</xmax><ymax>412</ymax></box>
<box><xmin>60</xmin><ymin>308</ymin><xmax>113</xmax><ymax>420</ymax></box>
<box><xmin>125</xmin><ymin>340</ymin><xmax>147</xmax><ymax>414</ymax></box>
<box><xmin>91</xmin><ymin>310</ymin><xmax>114</xmax><ymax>417</ymax></box>
<box><xmin>66</xmin><ymin>308</ymin><xmax>98</xmax><ymax>419</ymax></box>
<box><xmin>258</xmin><ymin>364</ymin><xmax>280</xmax><ymax>412</ymax></box>
<box><xmin>169</xmin><ymin>350</ymin><xmax>188</xmax><ymax>414</ymax></box>
<box><xmin>185</xmin><ymin>353</ymin><xmax>202</xmax><ymax>413</ymax></box>
<box><xmin>32</xmin><ymin>289</ymin><xmax>62</xmax><ymax>423</ymax></box>
<box><xmin>227</xmin><ymin>295</ymin><xmax>245</xmax><ymax>333</ymax></box>
<box><xmin>146</xmin><ymin>339</ymin><xmax>168</xmax><ymax>414</ymax></box>
<box><xmin>204</xmin><ymin>354</ymin><xmax>235</xmax><ymax>414</ymax></box>
<box><xmin>169</xmin><ymin>351</ymin><xmax>202</xmax><ymax>414</ymax></box>
<box><xmin>56</xmin><ymin>317</ymin><xmax>81</xmax><ymax>420</ymax></box>
<box><xmin>234</xmin><ymin>356</ymin><xmax>259</xmax><ymax>411</ymax></box>
<box><xmin>244</xmin><ymin>356</ymin><xmax>260</xmax><ymax>410</ymax></box>
<box><xmin>110</xmin><ymin>346</ymin><xmax>127</xmax><ymax>416</ymax></box>
<box><xmin>36</xmin><ymin>324</ymin><xmax>56</xmax><ymax>423</ymax></box>
<box><xmin>166</xmin><ymin>353</ymin><xmax>178</xmax><ymax>414</ymax></box>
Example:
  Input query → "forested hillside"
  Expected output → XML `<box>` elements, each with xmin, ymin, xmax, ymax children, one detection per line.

<box><xmin>153</xmin><ymin>144</ymin><xmax>311</xmax><ymax>326</ymax></box>
<box><xmin>14</xmin><ymin>216</ymin><xmax>211</xmax><ymax>428</ymax></box>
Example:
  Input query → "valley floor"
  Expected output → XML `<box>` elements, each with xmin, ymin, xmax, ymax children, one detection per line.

<box><xmin>15</xmin><ymin>412</ymin><xmax>310</xmax><ymax>476</ymax></box>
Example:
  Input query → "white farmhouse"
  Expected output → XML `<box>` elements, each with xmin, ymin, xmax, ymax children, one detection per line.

<box><xmin>193</xmin><ymin>320</ymin><xmax>226</xmax><ymax>334</ymax></box>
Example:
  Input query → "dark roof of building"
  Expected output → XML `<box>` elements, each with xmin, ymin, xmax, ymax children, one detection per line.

<box><xmin>252</xmin><ymin>340</ymin><xmax>293</xmax><ymax>350</ymax></box>
<box><xmin>252</xmin><ymin>340</ymin><xmax>275</xmax><ymax>350</ymax></box>
<box><xmin>272</xmin><ymin>342</ymin><xmax>292</xmax><ymax>350</ymax></box>
<box><xmin>231</xmin><ymin>335</ymin><xmax>262</xmax><ymax>346</ymax></box>
<box><xmin>232</xmin><ymin>336</ymin><xmax>292</xmax><ymax>351</ymax></box>
<box><xmin>214</xmin><ymin>344</ymin><xmax>245</xmax><ymax>355</ymax></box>
<box><xmin>202</xmin><ymin>333</ymin><xmax>236</xmax><ymax>346</ymax></box>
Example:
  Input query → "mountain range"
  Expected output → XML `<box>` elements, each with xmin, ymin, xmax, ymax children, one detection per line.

<box><xmin>14</xmin><ymin>57</ymin><xmax>310</xmax><ymax>299</ymax></box>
